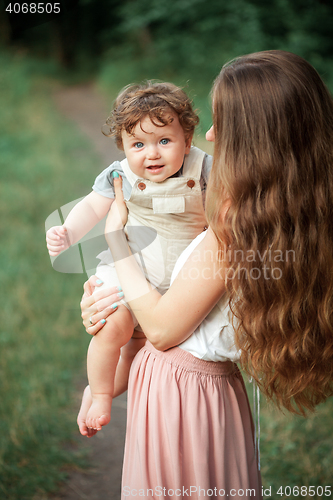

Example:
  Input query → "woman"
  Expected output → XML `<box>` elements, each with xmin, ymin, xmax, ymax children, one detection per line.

<box><xmin>79</xmin><ymin>51</ymin><xmax>333</xmax><ymax>499</ymax></box>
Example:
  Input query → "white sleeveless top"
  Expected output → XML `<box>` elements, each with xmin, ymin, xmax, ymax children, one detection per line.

<box><xmin>171</xmin><ymin>231</ymin><xmax>241</xmax><ymax>363</ymax></box>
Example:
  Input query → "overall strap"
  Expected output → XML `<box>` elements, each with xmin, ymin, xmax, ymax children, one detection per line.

<box><xmin>182</xmin><ymin>146</ymin><xmax>206</xmax><ymax>179</ymax></box>
<box><xmin>120</xmin><ymin>158</ymin><xmax>139</xmax><ymax>188</ymax></box>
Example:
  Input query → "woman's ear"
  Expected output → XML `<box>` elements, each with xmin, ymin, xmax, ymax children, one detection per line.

<box><xmin>221</xmin><ymin>198</ymin><xmax>231</xmax><ymax>222</ymax></box>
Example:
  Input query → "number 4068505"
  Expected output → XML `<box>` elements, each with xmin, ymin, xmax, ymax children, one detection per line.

<box><xmin>277</xmin><ymin>485</ymin><xmax>332</xmax><ymax>497</ymax></box>
<box><xmin>6</xmin><ymin>3</ymin><xmax>61</xmax><ymax>14</ymax></box>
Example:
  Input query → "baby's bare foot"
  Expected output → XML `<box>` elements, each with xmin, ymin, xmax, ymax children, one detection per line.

<box><xmin>77</xmin><ymin>385</ymin><xmax>98</xmax><ymax>438</ymax></box>
<box><xmin>85</xmin><ymin>394</ymin><xmax>112</xmax><ymax>431</ymax></box>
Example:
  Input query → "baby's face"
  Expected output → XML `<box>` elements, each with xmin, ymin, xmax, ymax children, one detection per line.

<box><xmin>121</xmin><ymin>113</ymin><xmax>191</xmax><ymax>182</ymax></box>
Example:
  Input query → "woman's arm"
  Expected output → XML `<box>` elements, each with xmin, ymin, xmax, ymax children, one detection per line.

<box><xmin>106</xmin><ymin>177</ymin><xmax>226</xmax><ymax>351</ymax></box>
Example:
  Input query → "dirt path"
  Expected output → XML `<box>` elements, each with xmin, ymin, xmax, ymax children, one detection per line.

<box><xmin>51</xmin><ymin>83</ymin><xmax>126</xmax><ymax>500</ymax></box>
<box><xmin>53</xmin><ymin>83</ymin><xmax>125</xmax><ymax>166</ymax></box>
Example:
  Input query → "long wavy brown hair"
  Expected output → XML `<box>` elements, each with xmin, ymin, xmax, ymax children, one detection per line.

<box><xmin>206</xmin><ymin>50</ymin><xmax>333</xmax><ymax>415</ymax></box>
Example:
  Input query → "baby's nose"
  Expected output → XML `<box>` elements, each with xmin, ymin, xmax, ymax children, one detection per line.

<box><xmin>146</xmin><ymin>145</ymin><xmax>161</xmax><ymax>159</ymax></box>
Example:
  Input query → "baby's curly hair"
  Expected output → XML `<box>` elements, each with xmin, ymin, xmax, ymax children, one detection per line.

<box><xmin>103</xmin><ymin>81</ymin><xmax>199</xmax><ymax>149</ymax></box>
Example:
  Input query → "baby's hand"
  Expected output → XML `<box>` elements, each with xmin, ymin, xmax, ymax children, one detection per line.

<box><xmin>46</xmin><ymin>225</ymin><xmax>70</xmax><ymax>256</ymax></box>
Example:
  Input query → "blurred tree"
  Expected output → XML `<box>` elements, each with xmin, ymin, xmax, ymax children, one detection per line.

<box><xmin>0</xmin><ymin>0</ymin><xmax>123</xmax><ymax>68</ymax></box>
<box><xmin>0</xmin><ymin>0</ymin><xmax>332</xmax><ymax>86</ymax></box>
<box><xmin>102</xmin><ymin>0</ymin><xmax>333</xmax><ymax>86</ymax></box>
<box><xmin>248</xmin><ymin>0</ymin><xmax>333</xmax><ymax>77</ymax></box>
<box><xmin>112</xmin><ymin>0</ymin><xmax>264</xmax><ymax>78</ymax></box>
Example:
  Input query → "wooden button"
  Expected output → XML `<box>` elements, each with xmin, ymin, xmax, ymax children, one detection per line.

<box><xmin>138</xmin><ymin>182</ymin><xmax>146</xmax><ymax>190</ymax></box>
<box><xmin>187</xmin><ymin>179</ymin><xmax>195</xmax><ymax>188</ymax></box>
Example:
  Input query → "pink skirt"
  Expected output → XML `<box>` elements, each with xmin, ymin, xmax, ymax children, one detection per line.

<box><xmin>121</xmin><ymin>342</ymin><xmax>262</xmax><ymax>500</ymax></box>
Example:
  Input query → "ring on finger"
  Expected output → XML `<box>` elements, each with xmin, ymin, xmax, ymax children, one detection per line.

<box><xmin>89</xmin><ymin>317</ymin><xmax>94</xmax><ymax>325</ymax></box>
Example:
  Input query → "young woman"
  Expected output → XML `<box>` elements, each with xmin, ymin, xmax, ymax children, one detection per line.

<box><xmin>79</xmin><ymin>51</ymin><xmax>333</xmax><ymax>500</ymax></box>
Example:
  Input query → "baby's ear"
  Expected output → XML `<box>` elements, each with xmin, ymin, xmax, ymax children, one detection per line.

<box><xmin>185</xmin><ymin>134</ymin><xmax>193</xmax><ymax>154</ymax></box>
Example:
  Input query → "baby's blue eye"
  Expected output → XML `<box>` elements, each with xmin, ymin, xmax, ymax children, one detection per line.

<box><xmin>134</xmin><ymin>142</ymin><xmax>144</xmax><ymax>148</ymax></box>
<box><xmin>160</xmin><ymin>138</ymin><xmax>169</xmax><ymax>145</ymax></box>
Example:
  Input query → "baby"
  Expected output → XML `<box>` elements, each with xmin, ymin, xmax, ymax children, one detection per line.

<box><xmin>46</xmin><ymin>81</ymin><xmax>212</xmax><ymax>432</ymax></box>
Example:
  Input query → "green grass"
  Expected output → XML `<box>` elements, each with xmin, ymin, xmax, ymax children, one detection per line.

<box><xmin>0</xmin><ymin>51</ymin><xmax>101</xmax><ymax>499</ymax></box>
<box><xmin>261</xmin><ymin>401</ymin><xmax>333</xmax><ymax>499</ymax></box>
<box><xmin>245</xmin><ymin>380</ymin><xmax>333</xmax><ymax>499</ymax></box>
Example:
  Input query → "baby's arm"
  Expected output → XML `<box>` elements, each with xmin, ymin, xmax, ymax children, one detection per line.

<box><xmin>46</xmin><ymin>191</ymin><xmax>113</xmax><ymax>256</ymax></box>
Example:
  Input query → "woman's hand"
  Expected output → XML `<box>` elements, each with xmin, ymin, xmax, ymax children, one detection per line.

<box><xmin>105</xmin><ymin>174</ymin><xmax>128</xmax><ymax>235</ymax></box>
<box><xmin>80</xmin><ymin>276</ymin><xmax>123</xmax><ymax>336</ymax></box>
<box><xmin>81</xmin><ymin>177</ymin><xmax>128</xmax><ymax>336</ymax></box>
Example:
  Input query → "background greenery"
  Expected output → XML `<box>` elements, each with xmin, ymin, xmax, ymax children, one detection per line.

<box><xmin>0</xmin><ymin>0</ymin><xmax>333</xmax><ymax>498</ymax></box>
<box><xmin>0</xmin><ymin>52</ymin><xmax>97</xmax><ymax>499</ymax></box>
<box><xmin>2</xmin><ymin>0</ymin><xmax>333</xmax><ymax>128</ymax></box>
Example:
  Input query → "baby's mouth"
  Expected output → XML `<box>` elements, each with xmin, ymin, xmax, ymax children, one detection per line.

<box><xmin>147</xmin><ymin>165</ymin><xmax>164</xmax><ymax>171</ymax></box>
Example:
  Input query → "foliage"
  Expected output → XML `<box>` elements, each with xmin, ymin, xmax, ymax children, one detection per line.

<box><xmin>258</xmin><ymin>395</ymin><xmax>333</xmax><ymax>498</ymax></box>
<box><xmin>3</xmin><ymin>0</ymin><xmax>333</xmax><ymax>131</ymax></box>
<box><xmin>0</xmin><ymin>51</ymin><xmax>98</xmax><ymax>499</ymax></box>
<box><xmin>2</xmin><ymin>0</ymin><xmax>333</xmax><ymax>88</ymax></box>
<box><xmin>95</xmin><ymin>0</ymin><xmax>333</xmax><ymax>133</ymax></box>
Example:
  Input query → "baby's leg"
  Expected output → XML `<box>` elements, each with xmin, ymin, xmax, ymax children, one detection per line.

<box><xmin>113</xmin><ymin>332</ymin><xmax>147</xmax><ymax>398</ymax></box>
<box><xmin>77</xmin><ymin>333</ymin><xmax>145</xmax><ymax>437</ymax></box>
<box><xmin>86</xmin><ymin>305</ymin><xmax>134</xmax><ymax>431</ymax></box>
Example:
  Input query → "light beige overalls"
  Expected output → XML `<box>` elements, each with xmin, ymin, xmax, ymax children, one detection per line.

<box><xmin>95</xmin><ymin>146</ymin><xmax>208</xmax><ymax>328</ymax></box>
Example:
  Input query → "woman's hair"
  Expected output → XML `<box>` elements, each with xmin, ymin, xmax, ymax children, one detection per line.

<box><xmin>104</xmin><ymin>81</ymin><xmax>199</xmax><ymax>149</ymax></box>
<box><xmin>206</xmin><ymin>50</ymin><xmax>333</xmax><ymax>415</ymax></box>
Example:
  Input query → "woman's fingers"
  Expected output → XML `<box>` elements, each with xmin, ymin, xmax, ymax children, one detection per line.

<box><xmin>83</xmin><ymin>318</ymin><xmax>106</xmax><ymax>335</ymax></box>
<box><xmin>94</xmin><ymin>292</ymin><xmax>122</xmax><ymax>312</ymax></box>
<box><xmin>81</xmin><ymin>286</ymin><xmax>122</xmax><ymax>312</ymax></box>
<box><xmin>81</xmin><ymin>276</ymin><xmax>112</xmax><ymax>306</ymax></box>
<box><xmin>113</xmin><ymin>175</ymin><xmax>124</xmax><ymax>201</ymax></box>
<box><xmin>82</xmin><ymin>301</ymin><xmax>118</xmax><ymax>326</ymax></box>
<box><xmin>80</xmin><ymin>292</ymin><xmax>96</xmax><ymax>314</ymax></box>
<box><xmin>80</xmin><ymin>283</ymin><xmax>123</xmax><ymax>336</ymax></box>
<box><xmin>83</xmin><ymin>275</ymin><xmax>104</xmax><ymax>297</ymax></box>
<box><xmin>106</xmin><ymin>175</ymin><xmax>128</xmax><ymax>232</ymax></box>
<box><xmin>85</xmin><ymin>312</ymin><xmax>107</xmax><ymax>328</ymax></box>
<box><xmin>114</xmin><ymin>176</ymin><xmax>128</xmax><ymax>226</ymax></box>
<box><xmin>84</xmin><ymin>303</ymin><xmax>120</xmax><ymax>336</ymax></box>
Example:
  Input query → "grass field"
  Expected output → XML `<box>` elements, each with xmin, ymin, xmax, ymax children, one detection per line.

<box><xmin>0</xmin><ymin>51</ymin><xmax>100</xmax><ymax>499</ymax></box>
<box><xmin>247</xmin><ymin>382</ymin><xmax>333</xmax><ymax>499</ymax></box>
<box><xmin>0</xmin><ymin>50</ymin><xmax>332</xmax><ymax>499</ymax></box>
